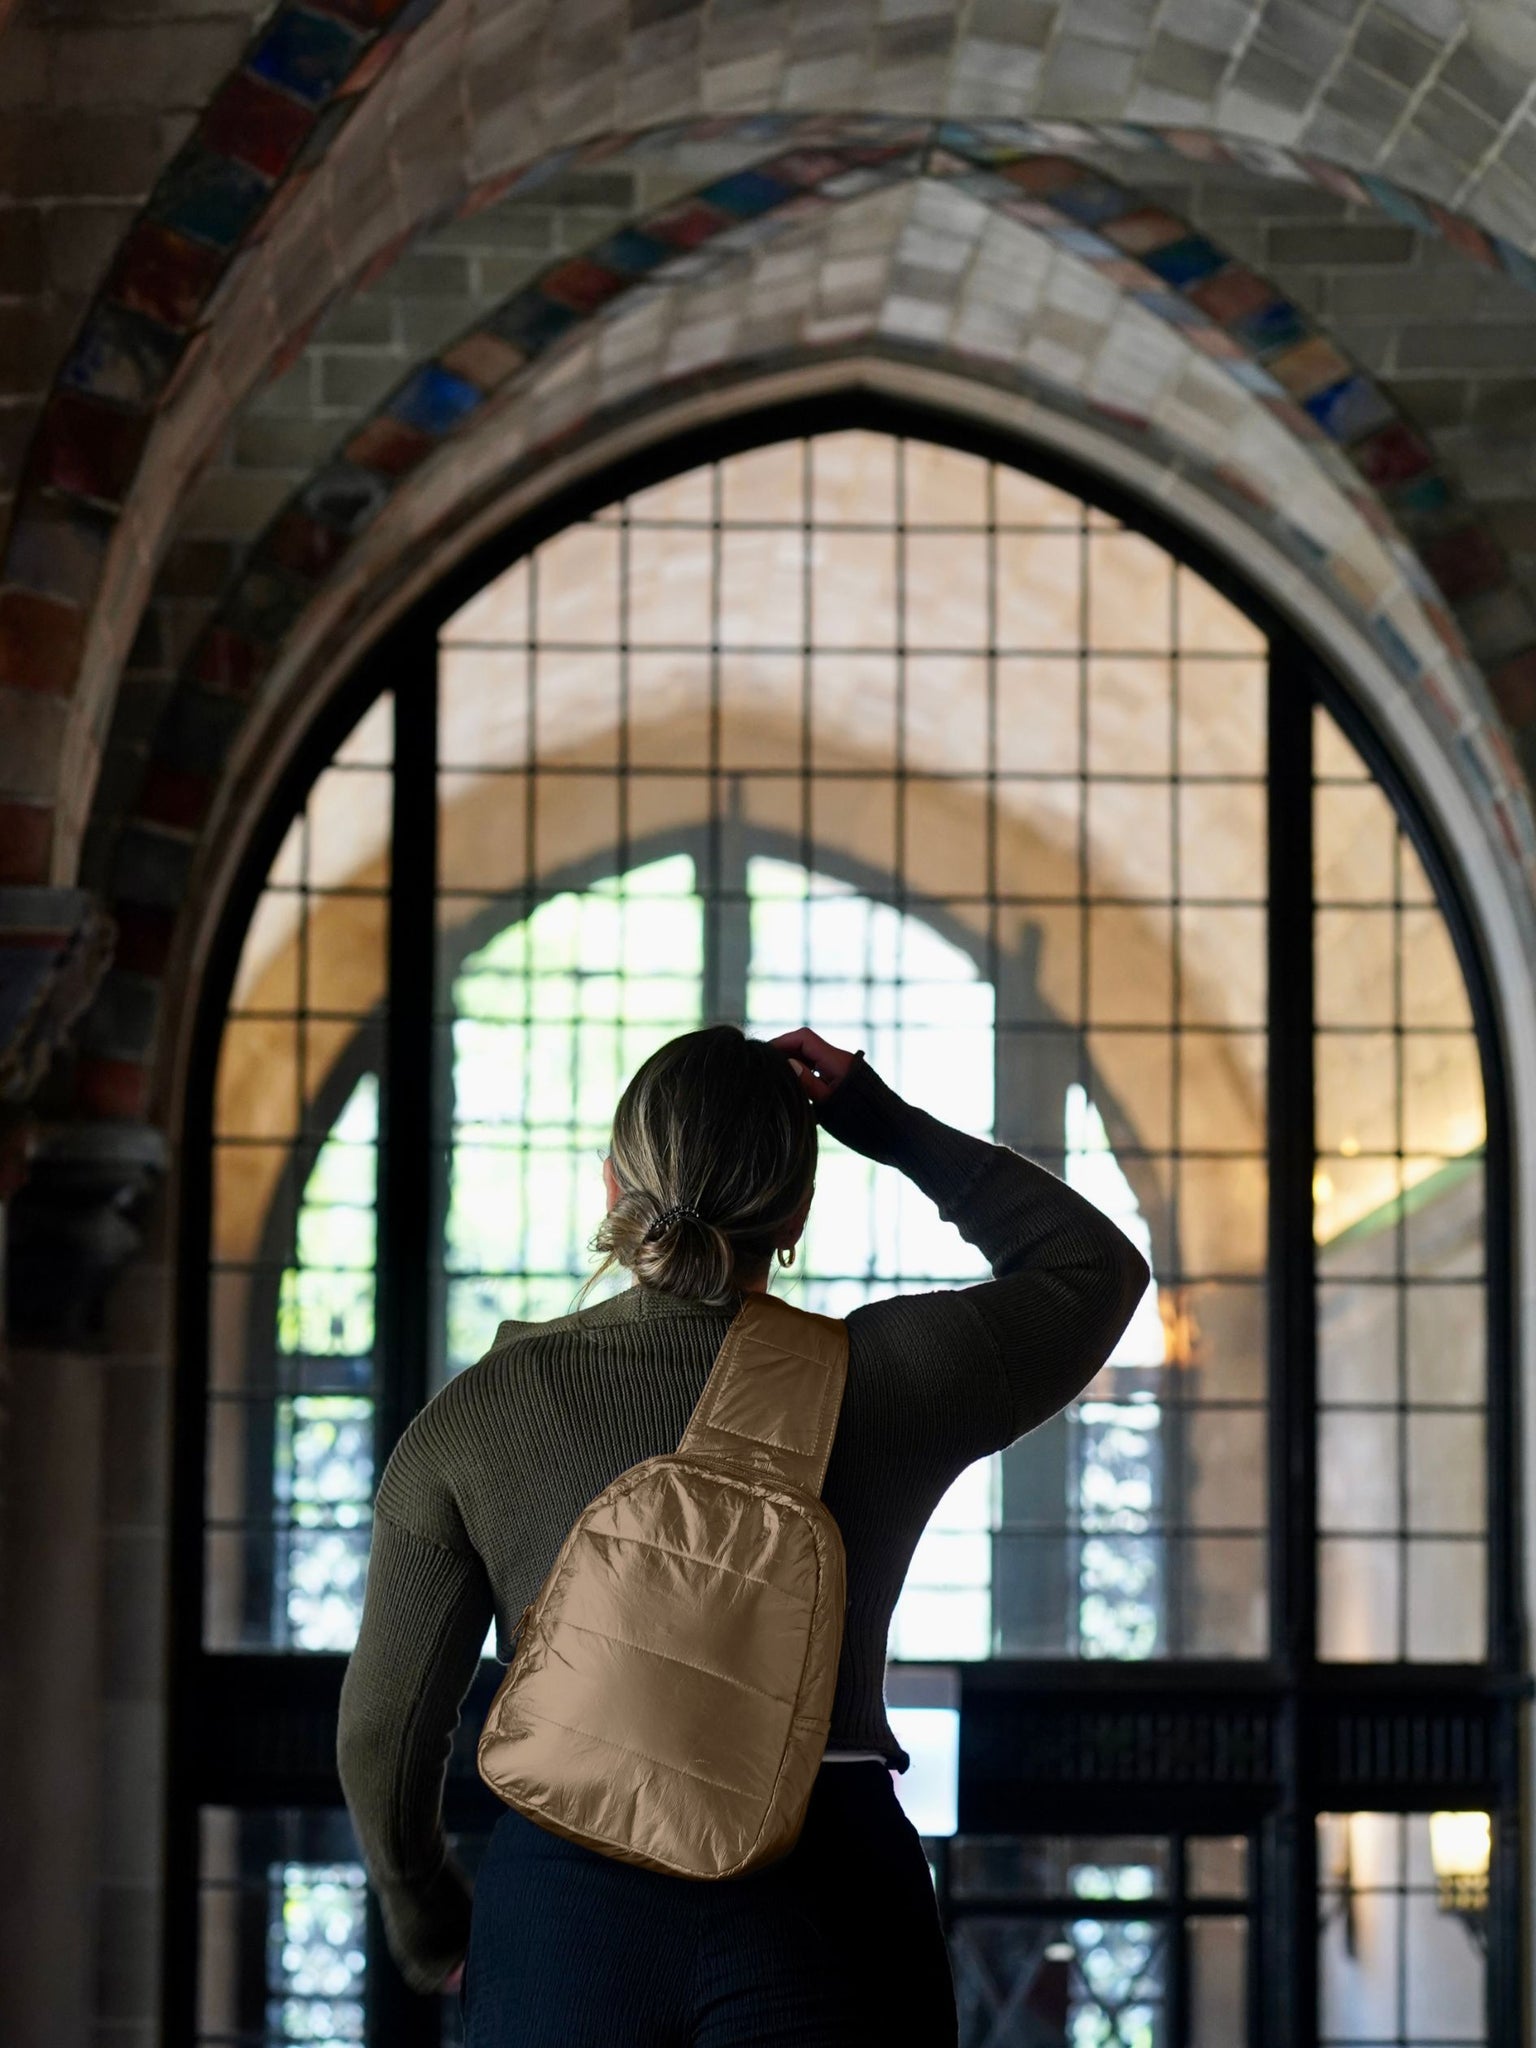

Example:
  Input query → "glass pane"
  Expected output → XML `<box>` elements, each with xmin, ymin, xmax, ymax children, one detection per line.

<box><xmin>207</xmin><ymin>694</ymin><xmax>388</xmax><ymax>1655</ymax></box>
<box><xmin>433</xmin><ymin>439</ymin><xmax>1272</xmax><ymax>1668</ymax></box>
<box><xmin>1319</xmin><ymin>1813</ymin><xmax>1487</xmax><ymax>2044</ymax></box>
<box><xmin>1314</xmin><ymin>707</ymin><xmax>1488</xmax><ymax>1665</ymax></box>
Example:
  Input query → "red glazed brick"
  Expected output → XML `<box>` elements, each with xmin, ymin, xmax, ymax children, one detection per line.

<box><xmin>264</xmin><ymin>507</ymin><xmax>352</xmax><ymax>579</ymax></box>
<box><xmin>1352</xmin><ymin>421</ymin><xmax>1435</xmax><ymax>490</ymax></box>
<box><xmin>1489</xmin><ymin>646</ymin><xmax>1536</xmax><ymax>726</ymax></box>
<box><xmin>31</xmin><ymin>391</ymin><xmax>151</xmax><ymax>505</ymax></box>
<box><xmin>0</xmin><ymin>589</ymin><xmax>86</xmax><ymax>694</ymax></box>
<box><xmin>0</xmin><ymin>799</ymin><xmax>51</xmax><ymax>883</ymax></box>
<box><xmin>201</xmin><ymin>71</ymin><xmax>317</xmax><ymax>179</ymax></box>
<box><xmin>1187</xmin><ymin>263</ymin><xmax>1274</xmax><ymax>324</ymax></box>
<box><xmin>996</xmin><ymin>155</ymin><xmax>1083</xmax><ymax>197</ymax></box>
<box><xmin>345</xmin><ymin>413</ymin><xmax>435</xmax><ymax>475</ymax></box>
<box><xmin>108</xmin><ymin>221</ymin><xmax>225</xmax><ymax>332</ymax></box>
<box><xmin>197</xmin><ymin>625</ymin><xmax>270</xmax><ymax>696</ymax></box>
<box><xmin>137</xmin><ymin>762</ymin><xmax>217</xmax><ymax>832</ymax></box>
<box><xmin>648</xmin><ymin>200</ymin><xmax>731</xmax><ymax>250</ymax></box>
<box><xmin>541</xmin><ymin>256</ymin><xmax>627</xmax><ymax>313</ymax></box>
<box><xmin>75</xmin><ymin>1054</ymin><xmax>150</xmax><ymax>1121</ymax></box>
<box><xmin>1421</xmin><ymin>525</ymin><xmax>1507</xmax><ymax>605</ymax></box>
<box><xmin>112</xmin><ymin>903</ymin><xmax>177</xmax><ymax>976</ymax></box>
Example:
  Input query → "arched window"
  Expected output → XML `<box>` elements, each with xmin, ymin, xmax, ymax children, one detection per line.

<box><xmin>178</xmin><ymin>410</ymin><xmax>1516</xmax><ymax>2048</ymax></box>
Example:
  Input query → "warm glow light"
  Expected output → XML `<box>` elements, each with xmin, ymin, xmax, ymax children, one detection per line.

<box><xmin>1429</xmin><ymin>1810</ymin><xmax>1490</xmax><ymax>1917</ymax></box>
<box><xmin>1339</xmin><ymin>1134</ymin><xmax>1360</xmax><ymax>1157</ymax></box>
<box><xmin>1313</xmin><ymin>1169</ymin><xmax>1334</xmax><ymax>1205</ymax></box>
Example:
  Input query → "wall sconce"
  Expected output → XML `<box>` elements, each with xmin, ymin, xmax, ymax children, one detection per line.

<box><xmin>1429</xmin><ymin>1811</ymin><xmax>1490</xmax><ymax>1944</ymax></box>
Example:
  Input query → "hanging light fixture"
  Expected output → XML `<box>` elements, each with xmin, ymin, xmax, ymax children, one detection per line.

<box><xmin>1429</xmin><ymin>1811</ymin><xmax>1490</xmax><ymax>1937</ymax></box>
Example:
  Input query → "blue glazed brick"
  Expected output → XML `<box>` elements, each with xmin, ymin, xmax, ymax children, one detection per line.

<box><xmin>1492</xmin><ymin>236</ymin><xmax>1536</xmax><ymax>293</ymax></box>
<box><xmin>1047</xmin><ymin>225</ymin><xmax>1118</xmax><ymax>259</ymax></box>
<box><xmin>1050</xmin><ymin>176</ymin><xmax>1133</xmax><ymax>227</ymax></box>
<box><xmin>1358</xmin><ymin>176</ymin><xmax>1435</xmax><ymax>233</ymax></box>
<box><xmin>1141</xmin><ymin>234</ymin><xmax>1227</xmax><ymax>288</ymax></box>
<box><xmin>61</xmin><ymin>302</ymin><xmax>184</xmax><ymax>408</ymax></box>
<box><xmin>147</xmin><ymin>146</ymin><xmax>271</xmax><ymax>250</ymax></box>
<box><xmin>1370</xmin><ymin>610</ymin><xmax>1422</xmax><ymax>683</ymax></box>
<box><xmin>699</xmin><ymin>168</ymin><xmax>794</xmax><ymax>218</ymax></box>
<box><xmin>1389</xmin><ymin>471</ymin><xmax>1454</xmax><ymax>525</ymax></box>
<box><xmin>593</xmin><ymin>228</ymin><xmax>674</xmax><ymax>277</ymax></box>
<box><xmin>388</xmin><ymin>362</ymin><xmax>484</xmax><ymax>436</ymax></box>
<box><xmin>249</xmin><ymin>7</ymin><xmax>367</xmax><ymax>106</ymax></box>
<box><xmin>1305</xmin><ymin>375</ymin><xmax>1395</xmax><ymax>442</ymax></box>
<box><xmin>79</xmin><ymin>970</ymin><xmax>161</xmax><ymax>1061</ymax></box>
<box><xmin>1225</xmin><ymin>357</ymin><xmax>1285</xmax><ymax>396</ymax></box>
<box><xmin>1133</xmin><ymin>289</ymin><xmax>1204</xmax><ymax>326</ymax></box>
<box><xmin>487</xmin><ymin>292</ymin><xmax>581</xmax><ymax>357</ymax></box>
<box><xmin>5</xmin><ymin>498</ymin><xmax>113</xmax><ymax>605</ymax></box>
<box><xmin>1231</xmin><ymin>297</ymin><xmax>1308</xmax><ymax>356</ymax></box>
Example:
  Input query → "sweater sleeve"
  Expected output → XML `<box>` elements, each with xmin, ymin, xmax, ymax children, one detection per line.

<box><xmin>818</xmin><ymin>1055</ymin><xmax>1152</xmax><ymax>1452</ymax></box>
<box><xmin>336</xmin><ymin>1426</ymin><xmax>494</xmax><ymax>1994</ymax></box>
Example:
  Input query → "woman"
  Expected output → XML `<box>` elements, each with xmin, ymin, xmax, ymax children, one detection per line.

<box><xmin>337</xmin><ymin>1024</ymin><xmax>1150</xmax><ymax>2045</ymax></box>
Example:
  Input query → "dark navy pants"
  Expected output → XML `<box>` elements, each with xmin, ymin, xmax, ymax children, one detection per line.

<box><xmin>461</xmin><ymin>1761</ymin><xmax>958</xmax><ymax>2046</ymax></box>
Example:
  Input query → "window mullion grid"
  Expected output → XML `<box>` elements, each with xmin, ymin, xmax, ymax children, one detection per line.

<box><xmin>1263</xmin><ymin>634</ymin><xmax>1318</xmax><ymax>2048</ymax></box>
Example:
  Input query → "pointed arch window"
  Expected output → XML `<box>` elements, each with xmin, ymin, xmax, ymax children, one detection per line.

<box><xmin>180</xmin><ymin>412</ymin><xmax>1517</xmax><ymax>2048</ymax></box>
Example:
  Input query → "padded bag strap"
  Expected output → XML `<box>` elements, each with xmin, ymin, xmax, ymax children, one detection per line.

<box><xmin>678</xmin><ymin>1293</ymin><xmax>849</xmax><ymax>1497</ymax></box>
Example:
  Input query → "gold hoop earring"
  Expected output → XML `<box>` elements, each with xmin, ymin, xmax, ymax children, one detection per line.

<box><xmin>777</xmin><ymin>1245</ymin><xmax>796</xmax><ymax>1269</ymax></box>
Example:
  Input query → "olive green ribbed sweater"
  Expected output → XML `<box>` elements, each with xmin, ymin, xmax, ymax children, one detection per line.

<box><xmin>336</xmin><ymin>1058</ymin><xmax>1151</xmax><ymax>1992</ymax></box>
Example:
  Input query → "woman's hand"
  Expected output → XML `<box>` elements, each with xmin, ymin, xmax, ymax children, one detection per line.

<box><xmin>771</xmin><ymin>1029</ymin><xmax>859</xmax><ymax>1104</ymax></box>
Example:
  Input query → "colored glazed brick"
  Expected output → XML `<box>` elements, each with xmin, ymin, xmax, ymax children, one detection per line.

<box><xmin>61</xmin><ymin>302</ymin><xmax>184</xmax><ymax>409</ymax></box>
<box><xmin>308</xmin><ymin>0</ymin><xmax>404</xmax><ymax>26</ymax></box>
<box><xmin>5</xmin><ymin>497</ymin><xmax>112</xmax><ymax>608</ymax></box>
<box><xmin>1358</xmin><ymin>175</ymin><xmax>1434</xmax><ymax>233</ymax></box>
<box><xmin>1420</xmin><ymin>526</ymin><xmax>1507</xmax><ymax>605</ymax></box>
<box><xmin>1428</xmin><ymin>204</ymin><xmax>1495</xmax><ymax>268</ymax></box>
<box><xmin>648</xmin><ymin>200</ymin><xmax>732</xmax><ymax>250</ymax></box>
<box><xmin>1049</xmin><ymin>177</ymin><xmax>1133</xmax><ymax>228</ymax></box>
<box><xmin>33</xmin><ymin>392</ymin><xmax>151</xmax><ymax>505</ymax></box>
<box><xmin>1101</xmin><ymin>208</ymin><xmax>1187</xmax><ymax>256</ymax></box>
<box><xmin>345</xmin><ymin>414</ymin><xmax>435</xmax><ymax>476</ymax></box>
<box><xmin>1352</xmin><ymin>422</ymin><xmax>1436</xmax><ymax>491</ymax></box>
<box><xmin>1049</xmin><ymin>224</ymin><xmax>1118</xmax><ymax>260</ymax></box>
<box><xmin>137</xmin><ymin>762</ymin><xmax>217</xmax><ymax>833</ymax></box>
<box><xmin>1187</xmin><ymin>264</ymin><xmax>1276</xmax><ymax>326</ymax></box>
<box><xmin>590</xmin><ymin>228</ymin><xmax>673</xmax><ymax>277</ymax></box>
<box><xmin>1304</xmin><ymin>375</ymin><xmax>1395</xmax><ymax>443</ymax></box>
<box><xmin>107</xmin><ymin>222</ymin><xmax>225</xmax><ymax>332</ymax></box>
<box><xmin>301</xmin><ymin>462</ymin><xmax>388</xmax><ymax>535</ymax></box>
<box><xmin>1369</xmin><ymin>610</ymin><xmax>1421</xmax><ymax>682</ymax></box>
<box><xmin>201</xmin><ymin>70</ymin><xmax>318</xmax><ymax>178</ymax></box>
<box><xmin>997</xmin><ymin>155</ymin><xmax>1083</xmax><ymax>197</ymax></box>
<box><xmin>1141</xmin><ymin>234</ymin><xmax>1228</xmax><ymax>289</ymax></box>
<box><xmin>74</xmin><ymin>1056</ymin><xmax>150</xmax><ymax>1122</ymax></box>
<box><xmin>1489</xmin><ymin>647</ymin><xmax>1536</xmax><ymax>725</ymax></box>
<box><xmin>197</xmin><ymin>626</ymin><xmax>269</xmax><ymax>695</ymax></box>
<box><xmin>388</xmin><ymin>362</ymin><xmax>484</xmax><ymax>437</ymax></box>
<box><xmin>0</xmin><ymin>589</ymin><xmax>85</xmax><ymax>694</ymax></box>
<box><xmin>440</xmin><ymin>331</ymin><xmax>525</xmax><ymax>391</ymax></box>
<box><xmin>1386</xmin><ymin>470</ymin><xmax>1452</xmax><ymax>524</ymax></box>
<box><xmin>1231</xmin><ymin>297</ymin><xmax>1308</xmax><ymax>356</ymax></box>
<box><xmin>698</xmin><ymin>168</ymin><xmax>794</xmax><ymax>218</ymax></box>
<box><xmin>769</xmin><ymin>149</ymin><xmax>850</xmax><ymax>188</ymax></box>
<box><xmin>0</xmin><ymin>802</ymin><xmax>52</xmax><ymax>885</ymax></box>
<box><xmin>263</xmin><ymin>507</ymin><xmax>353</xmax><ymax>579</ymax></box>
<box><xmin>221</xmin><ymin>562</ymin><xmax>312</xmax><ymax>643</ymax></box>
<box><xmin>248</xmin><ymin>7</ymin><xmax>367</xmax><ymax>107</ymax></box>
<box><xmin>111</xmin><ymin>903</ymin><xmax>177</xmax><ymax>976</ymax></box>
<box><xmin>541</xmin><ymin>257</ymin><xmax>628</xmax><ymax>313</ymax></box>
<box><xmin>148</xmin><ymin>145</ymin><xmax>272</xmax><ymax>251</ymax></box>
<box><xmin>1266</xmin><ymin>335</ymin><xmax>1354</xmax><ymax>401</ymax></box>
<box><xmin>487</xmin><ymin>293</ymin><xmax>582</xmax><ymax>358</ymax></box>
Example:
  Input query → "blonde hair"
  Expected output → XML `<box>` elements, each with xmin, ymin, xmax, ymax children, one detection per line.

<box><xmin>589</xmin><ymin>1026</ymin><xmax>817</xmax><ymax>1306</ymax></box>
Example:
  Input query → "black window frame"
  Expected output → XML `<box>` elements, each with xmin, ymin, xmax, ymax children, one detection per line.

<box><xmin>165</xmin><ymin>390</ymin><xmax>1525</xmax><ymax>2048</ymax></box>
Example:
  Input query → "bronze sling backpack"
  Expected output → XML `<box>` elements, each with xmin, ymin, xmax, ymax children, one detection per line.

<box><xmin>477</xmin><ymin>1292</ymin><xmax>850</xmax><ymax>1880</ymax></box>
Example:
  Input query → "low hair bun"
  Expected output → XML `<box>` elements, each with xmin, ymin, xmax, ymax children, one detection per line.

<box><xmin>585</xmin><ymin>1024</ymin><xmax>817</xmax><ymax>1307</ymax></box>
